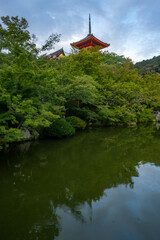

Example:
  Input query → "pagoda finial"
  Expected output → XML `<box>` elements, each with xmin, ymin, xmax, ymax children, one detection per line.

<box><xmin>89</xmin><ymin>14</ymin><xmax>91</xmax><ymax>35</ymax></box>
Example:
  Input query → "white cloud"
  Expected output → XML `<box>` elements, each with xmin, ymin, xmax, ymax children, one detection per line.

<box><xmin>1</xmin><ymin>0</ymin><xmax>160</xmax><ymax>62</ymax></box>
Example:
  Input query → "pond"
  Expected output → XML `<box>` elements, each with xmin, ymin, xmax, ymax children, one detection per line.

<box><xmin>1</xmin><ymin>126</ymin><xmax>160</xmax><ymax>240</ymax></box>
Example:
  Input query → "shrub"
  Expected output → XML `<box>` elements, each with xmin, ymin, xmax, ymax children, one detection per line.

<box><xmin>66</xmin><ymin>106</ymin><xmax>99</xmax><ymax>122</ymax></box>
<box><xmin>137</xmin><ymin>107</ymin><xmax>154</xmax><ymax>123</ymax></box>
<box><xmin>98</xmin><ymin>106</ymin><xmax>137</xmax><ymax>125</ymax></box>
<box><xmin>66</xmin><ymin>116</ymin><xmax>86</xmax><ymax>130</ymax></box>
<box><xmin>45</xmin><ymin>119</ymin><xmax>75</xmax><ymax>138</ymax></box>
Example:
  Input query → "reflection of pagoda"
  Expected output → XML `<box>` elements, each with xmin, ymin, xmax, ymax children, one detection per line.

<box><xmin>70</xmin><ymin>14</ymin><xmax>110</xmax><ymax>50</ymax></box>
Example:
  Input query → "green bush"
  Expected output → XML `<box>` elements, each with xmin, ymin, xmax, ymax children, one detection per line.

<box><xmin>66</xmin><ymin>106</ymin><xmax>99</xmax><ymax>122</ymax></box>
<box><xmin>137</xmin><ymin>107</ymin><xmax>154</xmax><ymax>123</ymax></box>
<box><xmin>66</xmin><ymin>116</ymin><xmax>86</xmax><ymax>130</ymax></box>
<box><xmin>45</xmin><ymin>119</ymin><xmax>75</xmax><ymax>138</ymax></box>
<box><xmin>99</xmin><ymin>106</ymin><xmax>137</xmax><ymax>125</ymax></box>
<box><xmin>0</xmin><ymin>126</ymin><xmax>22</xmax><ymax>149</ymax></box>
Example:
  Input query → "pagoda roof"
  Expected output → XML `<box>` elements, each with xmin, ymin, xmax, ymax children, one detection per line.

<box><xmin>47</xmin><ymin>48</ymin><xmax>65</xmax><ymax>59</ymax></box>
<box><xmin>70</xmin><ymin>33</ymin><xmax>110</xmax><ymax>49</ymax></box>
<box><xmin>70</xmin><ymin>15</ymin><xmax>109</xmax><ymax>49</ymax></box>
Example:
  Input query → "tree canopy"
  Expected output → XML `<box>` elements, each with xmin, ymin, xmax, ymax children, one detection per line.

<box><xmin>134</xmin><ymin>55</ymin><xmax>160</xmax><ymax>74</ymax></box>
<box><xmin>1</xmin><ymin>16</ymin><xmax>160</xmax><ymax>149</ymax></box>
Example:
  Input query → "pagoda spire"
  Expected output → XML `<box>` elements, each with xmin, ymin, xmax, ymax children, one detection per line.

<box><xmin>70</xmin><ymin>14</ymin><xmax>110</xmax><ymax>50</ymax></box>
<box><xmin>89</xmin><ymin>14</ymin><xmax>91</xmax><ymax>35</ymax></box>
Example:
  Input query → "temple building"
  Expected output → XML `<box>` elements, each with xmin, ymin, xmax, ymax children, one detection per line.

<box><xmin>47</xmin><ymin>48</ymin><xmax>65</xmax><ymax>60</ymax></box>
<box><xmin>70</xmin><ymin>15</ymin><xmax>110</xmax><ymax>50</ymax></box>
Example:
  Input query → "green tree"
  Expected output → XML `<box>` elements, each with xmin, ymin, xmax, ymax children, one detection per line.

<box><xmin>0</xmin><ymin>16</ymin><xmax>61</xmax><ymax>148</ymax></box>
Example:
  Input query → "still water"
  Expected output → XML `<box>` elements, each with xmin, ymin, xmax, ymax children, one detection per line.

<box><xmin>1</xmin><ymin>126</ymin><xmax>160</xmax><ymax>240</ymax></box>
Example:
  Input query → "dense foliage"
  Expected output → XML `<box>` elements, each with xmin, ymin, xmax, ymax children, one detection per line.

<box><xmin>134</xmin><ymin>55</ymin><xmax>160</xmax><ymax>74</ymax></box>
<box><xmin>44</xmin><ymin>119</ymin><xmax>75</xmax><ymax>138</ymax></box>
<box><xmin>1</xmin><ymin>16</ymin><xmax>160</xmax><ymax>149</ymax></box>
<box><xmin>66</xmin><ymin>116</ymin><xmax>86</xmax><ymax>130</ymax></box>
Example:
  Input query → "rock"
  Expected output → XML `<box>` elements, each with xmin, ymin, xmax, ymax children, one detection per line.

<box><xmin>32</xmin><ymin>130</ymin><xmax>40</xmax><ymax>139</ymax></box>
<box><xmin>153</xmin><ymin>111</ymin><xmax>160</xmax><ymax>122</ymax></box>
<box><xmin>156</xmin><ymin>112</ymin><xmax>160</xmax><ymax>122</ymax></box>
<box><xmin>20</xmin><ymin>127</ymin><xmax>32</xmax><ymax>141</ymax></box>
<box><xmin>130</xmin><ymin>122</ymin><xmax>136</xmax><ymax>127</ymax></box>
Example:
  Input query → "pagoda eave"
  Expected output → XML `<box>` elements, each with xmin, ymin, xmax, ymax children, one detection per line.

<box><xmin>70</xmin><ymin>34</ymin><xmax>110</xmax><ymax>50</ymax></box>
<box><xmin>71</xmin><ymin>43</ymin><xmax>110</xmax><ymax>49</ymax></box>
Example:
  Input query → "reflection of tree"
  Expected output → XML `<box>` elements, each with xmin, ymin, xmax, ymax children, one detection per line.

<box><xmin>26</xmin><ymin>200</ymin><xmax>60</xmax><ymax>240</ymax></box>
<box><xmin>1</xmin><ymin>125</ymin><xmax>160</xmax><ymax>239</ymax></box>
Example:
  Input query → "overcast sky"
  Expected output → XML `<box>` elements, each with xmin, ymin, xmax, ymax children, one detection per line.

<box><xmin>1</xmin><ymin>0</ymin><xmax>160</xmax><ymax>62</ymax></box>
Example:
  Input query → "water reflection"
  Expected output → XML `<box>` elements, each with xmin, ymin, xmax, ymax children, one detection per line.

<box><xmin>0</xmin><ymin>126</ymin><xmax>160</xmax><ymax>240</ymax></box>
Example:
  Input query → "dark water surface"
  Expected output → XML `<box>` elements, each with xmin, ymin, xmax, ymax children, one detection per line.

<box><xmin>1</xmin><ymin>126</ymin><xmax>160</xmax><ymax>240</ymax></box>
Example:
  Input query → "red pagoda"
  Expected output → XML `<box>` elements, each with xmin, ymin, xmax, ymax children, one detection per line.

<box><xmin>70</xmin><ymin>15</ymin><xmax>110</xmax><ymax>50</ymax></box>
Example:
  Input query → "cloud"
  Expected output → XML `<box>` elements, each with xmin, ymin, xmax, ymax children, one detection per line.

<box><xmin>1</xmin><ymin>0</ymin><xmax>160</xmax><ymax>62</ymax></box>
